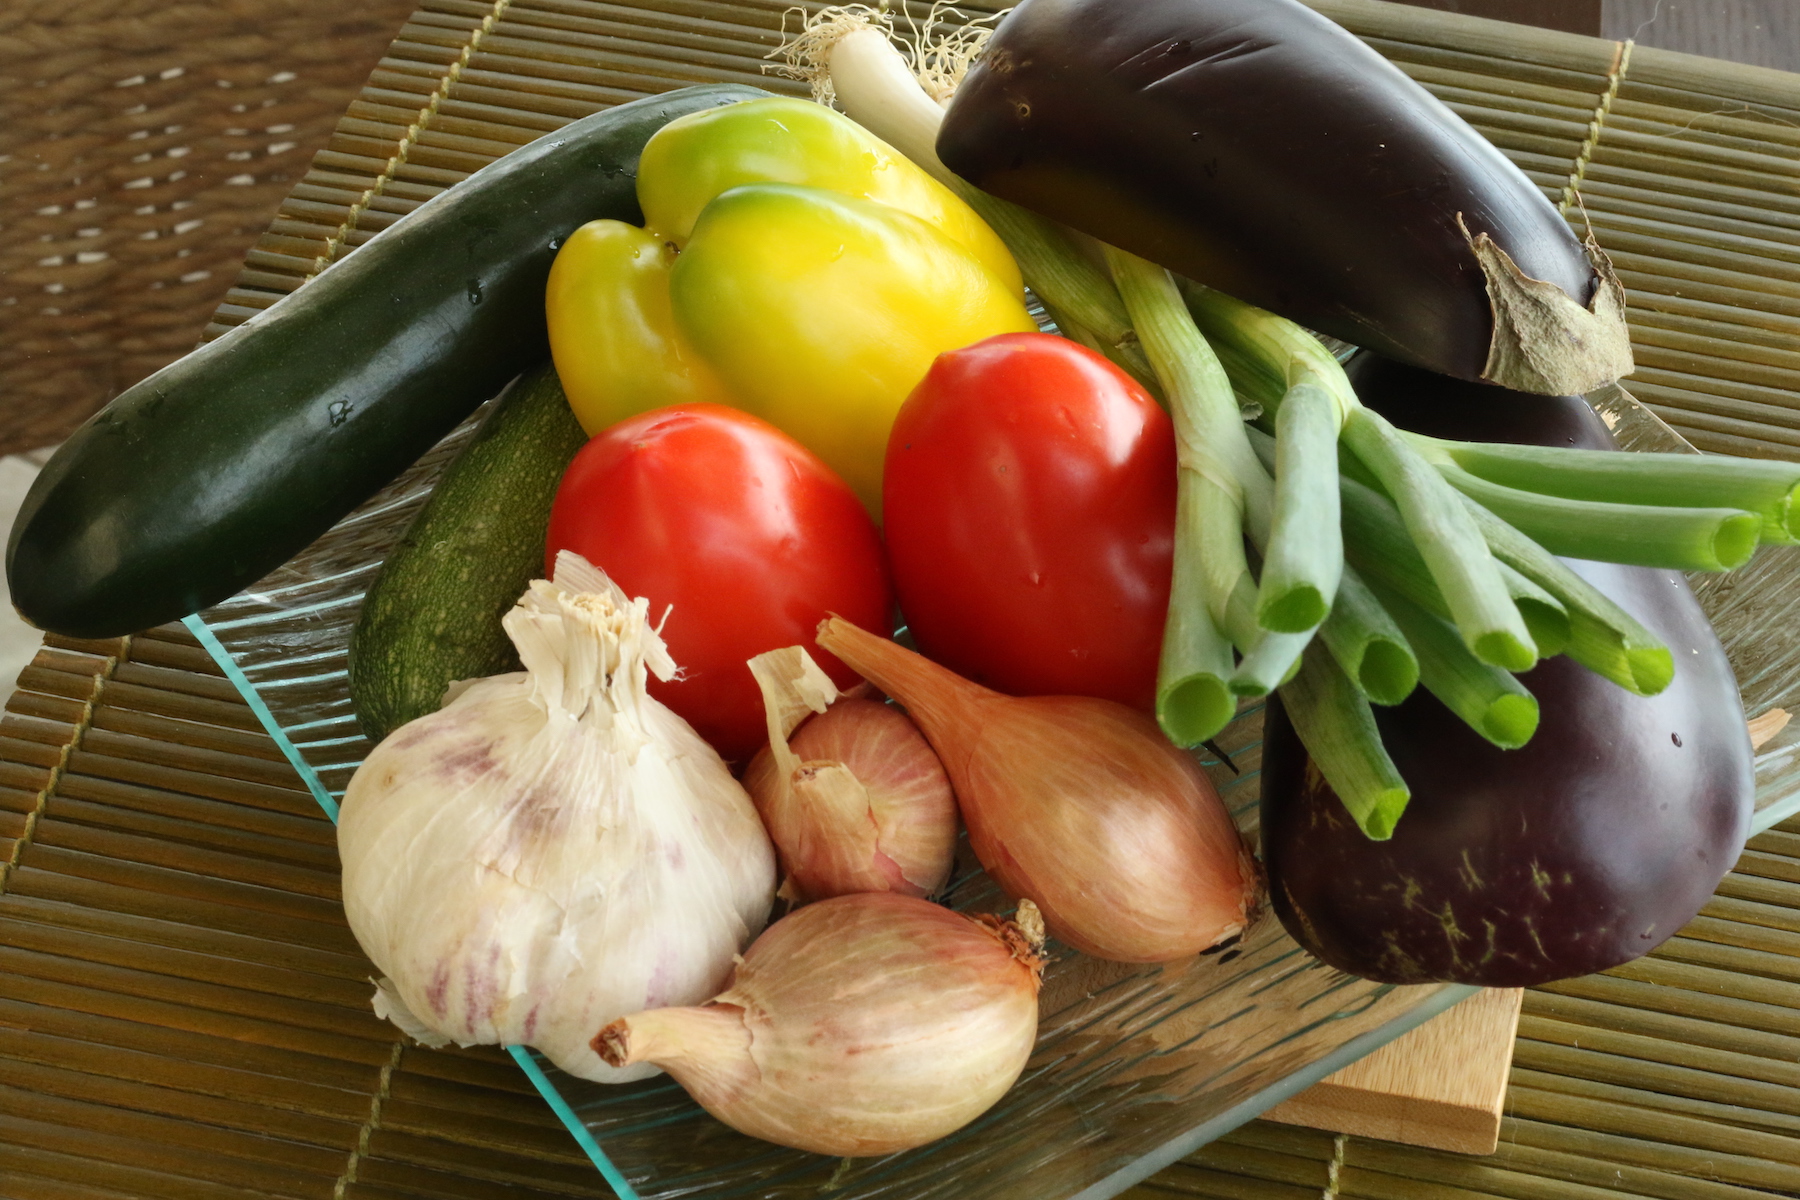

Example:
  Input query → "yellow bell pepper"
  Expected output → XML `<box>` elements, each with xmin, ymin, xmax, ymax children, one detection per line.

<box><xmin>546</xmin><ymin>96</ymin><xmax>1035</xmax><ymax>513</ymax></box>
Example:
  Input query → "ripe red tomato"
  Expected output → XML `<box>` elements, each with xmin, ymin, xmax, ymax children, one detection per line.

<box><xmin>883</xmin><ymin>332</ymin><xmax>1175</xmax><ymax>710</ymax></box>
<box><xmin>546</xmin><ymin>403</ymin><xmax>892</xmax><ymax>763</ymax></box>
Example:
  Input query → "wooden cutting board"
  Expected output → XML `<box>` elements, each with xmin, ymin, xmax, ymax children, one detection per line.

<box><xmin>1266</xmin><ymin>987</ymin><xmax>1523</xmax><ymax>1154</ymax></box>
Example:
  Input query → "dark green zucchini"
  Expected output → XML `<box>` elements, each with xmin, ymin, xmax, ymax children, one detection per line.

<box><xmin>349</xmin><ymin>362</ymin><xmax>585</xmax><ymax>743</ymax></box>
<box><xmin>7</xmin><ymin>83</ymin><xmax>769</xmax><ymax>639</ymax></box>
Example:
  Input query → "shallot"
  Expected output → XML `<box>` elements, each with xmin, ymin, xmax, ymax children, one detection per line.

<box><xmin>742</xmin><ymin>646</ymin><xmax>957</xmax><ymax>903</ymax></box>
<box><xmin>594</xmin><ymin>892</ymin><xmax>1043</xmax><ymax>1156</ymax></box>
<box><xmin>815</xmin><ymin>616</ymin><xmax>1257</xmax><ymax>962</ymax></box>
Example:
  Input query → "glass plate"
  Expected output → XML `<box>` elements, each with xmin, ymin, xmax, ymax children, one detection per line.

<box><xmin>187</xmin><ymin>378</ymin><xmax>1800</xmax><ymax>1200</ymax></box>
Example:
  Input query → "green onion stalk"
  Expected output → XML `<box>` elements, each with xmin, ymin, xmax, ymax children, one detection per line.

<box><xmin>786</xmin><ymin>7</ymin><xmax>1796</xmax><ymax>838</ymax></box>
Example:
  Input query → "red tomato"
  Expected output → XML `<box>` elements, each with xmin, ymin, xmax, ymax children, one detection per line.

<box><xmin>883</xmin><ymin>332</ymin><xmax>1176</xmax><ymax>710</ymax></box>
<box><xmin>546</xmin><ymin>404</ymin><xmax>892</xmax><ymax>763</ymax></box>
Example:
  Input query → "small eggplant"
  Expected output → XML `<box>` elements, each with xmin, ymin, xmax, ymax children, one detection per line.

<box><xmin>936</xmin><ymin>0</ymin><xmax>1632</xmax><ymax>395</ymax></box>
<box><xmin>1261</xmin><ymin>357</ymin><xmax>1752</xmax><ymax>987</ymax></box>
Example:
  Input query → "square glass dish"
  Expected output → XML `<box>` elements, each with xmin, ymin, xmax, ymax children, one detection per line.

<box><xmin>186</xmin><ymin>370</ymin><xmax>1800</xmax><ymax>1200</ymax></box>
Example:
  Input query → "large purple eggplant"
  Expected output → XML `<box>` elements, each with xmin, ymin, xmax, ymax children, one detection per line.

<box><xmin>936</xmin><ymin>0</ymin><xmax>1632</xmax><ymax>396</ymax></box>
<box><xmin>1261</xmin><ymin>357</ymin><xmax>1752</xmax><ymax>987</ymax></box>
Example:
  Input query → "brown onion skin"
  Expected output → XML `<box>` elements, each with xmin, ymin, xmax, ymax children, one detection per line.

<box><xmin>593</xmin><ymin>892</ymin><xmax>1042</xmax><ymax>1156</ymax></box>
<box><xmin>1262</xmin><ymin>358</ymin><xmax>1754</xmax><ymax>986</ymax></box>
<box><xmin>935</xmin><ymin>0</ymin><xmax>1597</xmax><ymax>384</ymax></box>
<box><xmin>818</xmin><ymin>618</ymin><xmax>1259</xmax><ymax>962</ymax></box>
<box><xmin>742</xmin><ymin>696</ymin><xmax>957</xmax><ymax>902</ymax></box>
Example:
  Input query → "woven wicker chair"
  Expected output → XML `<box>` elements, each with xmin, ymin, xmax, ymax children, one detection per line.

<box><xmin>0</xmin><ymin>0</ymin><xmax>416</xmax><ymax>457</ymax></box>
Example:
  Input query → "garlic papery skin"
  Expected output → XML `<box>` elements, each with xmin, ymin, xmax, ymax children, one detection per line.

<box><xmin>594</xmin><ymin>892</ymin><xmax>1044</xmax><ymax>1156</ymax></box>
<box><xmin>816</xmin><ymin>616</ymin><xmax>1259</xmax><ymax>963</ymax></box>
<box><xmin>339</xmin><ymin>551</ymin><xmax>776</xmax><ymax>1083</ymax></box>
<box><xmin>743</xmin><ymin>647</ymin><xmax>957</xmax><ymax>903</ymax></box>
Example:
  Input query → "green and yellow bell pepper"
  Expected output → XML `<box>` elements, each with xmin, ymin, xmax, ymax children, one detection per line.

<box><xmin>546</xmin><ymin>97</ymin><xmax>1035</xmax><ymax>511</ymax></box>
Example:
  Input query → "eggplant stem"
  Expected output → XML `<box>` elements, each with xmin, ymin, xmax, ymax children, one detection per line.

<box><xmin>1279</xmin><ymin>641</ymin><xmax>1411</xmax><ymax>840</ymax></box>
<box><xmin>1340</xmin><ymin>409</ymin><xmax>1538</xmax><ymax>673</ymax></box>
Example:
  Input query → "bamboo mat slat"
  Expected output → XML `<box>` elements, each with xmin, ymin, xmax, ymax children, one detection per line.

<box><xmin>7</xmin><ymin>0</ymin><xmax>1800</xmax><ymax>1197</ymax></box>
<box><xmin>1123</xmin><ymin>812</ymin><xmax>1800</xmax><ymax>1200</ymax></box>
<box><xmin>188</xmin><ymin>0</ymin><xmax>1800</xmax><ymax>461</ymax></box>
<box><xmin>0</xmin><ymin>631</ymin><xmax>614</xmax><ymax>1200</ymax></box>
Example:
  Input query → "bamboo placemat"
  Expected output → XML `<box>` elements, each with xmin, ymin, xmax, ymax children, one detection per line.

<box><xmin>0</xmin><ymin>635</ymin><xmax>1795</xmax><ymax>1199</ymax></box>
<box><xmin>194</xmin><ymin>0</ymin><xmax>1800</xmax><ymax>466</ymax></box>
<box><xmin>6</xmin><ymin>0</ymin><xmax>1800</xmax><ymax>1196</ymax></box>
<box><xmin>0</xmin><ymin>625</ymin><xmax>619</xmax><ymax>1200</ymax></box>
<box><xmin>1128</xmin><ymin>815</ymin><xmax>1800</xmax><ymax>1200</ymax></box>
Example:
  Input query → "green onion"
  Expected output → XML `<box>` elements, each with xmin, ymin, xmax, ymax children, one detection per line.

<box><xmin>1422</xmin><ymin>436</ymin><xmax>1800</xmax><ymax>546</ymax></box>
<box><xmin>1431</xmin><ymin>461</ymin><xmax>1761</xmax><ymax>572</ymax></box>
<box><xmin>1499</xmin><ymin>563</ymin><xmax>1569</xmax><ymax>657</ymax></box>
<box><xmin>1318</xmin><ymin>566</ymin><xmax>1419</xmax><ymax>706</ymax></box>
<box><xmin>1372</xmin><ymin>584</ymin><xmax>1541</xmax><ymax>750</ymax></box>
<box><xmin>1109</xmin><ymin>250</ymin><xmax>1271</xmax><ymax>630</ymax></box>
<box><xmin>1258</xmin><ymin>380</ymin><xmax>1343</xmax><ymax>633</ymax></box>
<box><xmin>1458</xmin><ymin>498</ymin><xmax>1673</xmax><ymax>695</ymax></box>
<box><xmin>955</xmin><ymin>190</ymin><xmax>1161</xmax><ymax>392</ymax></box>
<box><xmin>1157</xmin><ymin>481</ymin><xmax>1237</xmax><ymax>747</ymax></box>
<box><xmin>1230</xmin><ymin>625</ymin><xmax>1313</xmax><ymax>696</ymax></box>
<box><xmin>1180</xmin><ymin>282</ymin><xmax>1347</xmax><ymax>418</ymax></box>
<box><xmin>1340</xmin><ymin>409</ymin><xmax>1538</xmax><ymax>672</ymax></box>
<box><xmin>1243</xmin><ymin>430</ymin><xmax>1416</xmax><ymax>702</ymax></box>
<box><xmin>1327</xmin><ymin>462</ymin><xmax>1565</xmax><ymax>661</ymax></box>
<box><xmin>1280</xmin><ymin>641</ymin><xmax>1411</xmax><ymax>840</ymax></box>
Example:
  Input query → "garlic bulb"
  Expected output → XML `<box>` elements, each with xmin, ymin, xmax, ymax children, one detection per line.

<box><xmin>742</xmin><ymin>646</ymin><xmax>957</xmax><ymax>903</ymax></box>
<box><xmin>594</xmin><ymin>892</ymin><xmax>1044</xmax><ymax>1155</ymax></box>
<box><xmin>339</xmin><ymin>551</ymin><xmax>776</xmax><ymax>1082</ymax></box>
